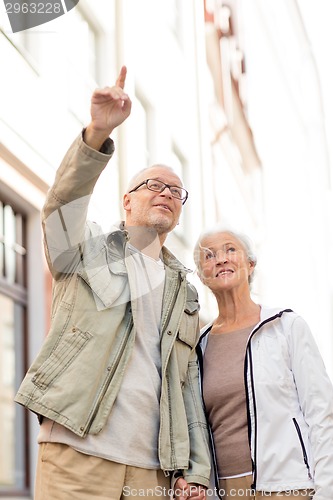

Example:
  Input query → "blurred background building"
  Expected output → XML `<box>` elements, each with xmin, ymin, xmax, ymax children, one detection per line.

<box><xmin>0</xmin><ymin>0</ymin><xmax>332</xmax><ymax>497</ymax></box>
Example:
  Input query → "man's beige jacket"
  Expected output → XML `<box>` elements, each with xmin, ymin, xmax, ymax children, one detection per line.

<box><xmin>15</xmin><ymin>133</ymin><xmax>211</xmax><ymax>486</ymax></box>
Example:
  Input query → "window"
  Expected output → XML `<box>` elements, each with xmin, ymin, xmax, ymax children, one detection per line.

<box><xmin>132</xmin><ymin>94</ymin><xmax>150</xmax><ymax>168</ymax></box>
<box><xmin>168</xmin><ymin>0</ymin><xmax>182</xmax><ymax>42</ymax></box>
<box><xmin>65</xmin><ymin>8</ymin><xmax>99</xmax><ymax>123</ymax></box>
<box><xmin>0</xmin><ymin>200</ymin><xmax>29</xmax><ymax>496</ymax></box>
<box><xmin>126</xmin><ymin>92</ymin><xmax>152</xmax><ymax>180</ymax></box>
<box><xmin>204</xmin><ymin>0</ymin><xmax>261</xmax><ymax>173</ymax></box>
<box><xmin>66</xmin><ymin>8</ymin><xmax>98</xmax><ymax>81</ymax></box>
<box><xmin>169</xmin><ymin>145</ymin><xmax>188</xmax><ymax>238</ymax></box>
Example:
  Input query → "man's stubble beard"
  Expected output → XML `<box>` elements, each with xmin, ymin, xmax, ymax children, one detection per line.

<box><xmin>129</xmin><ymin>206</ymin><xmax>178</xmax><ymax>235</ymax></box>
<box><xmin>147</xmin><ymin>212</ymin><xmax>178</xmax><ymax>235</ymax></box>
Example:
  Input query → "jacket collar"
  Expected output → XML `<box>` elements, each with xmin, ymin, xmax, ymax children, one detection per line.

<box><xmin>106</xmin><ymin>221</ymin><xmax>191</xmax><ymax>275</ymax></box>
<box><xmin>198</xmin><ymin>306</ymin><xmax>294</xmax><ymax>352</ymax></box>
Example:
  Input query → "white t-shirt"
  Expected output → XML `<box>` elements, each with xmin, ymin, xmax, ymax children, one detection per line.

<box><xmin>38</xmin><ymin>244</ymin><xmax>165</xmax><ymax>469</ymax></box>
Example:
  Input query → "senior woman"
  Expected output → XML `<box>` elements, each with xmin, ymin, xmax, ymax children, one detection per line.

<box><xmin>194</xmin><ymin>227</ymin><xmax>333</xmax><ymax>500</ymax></box>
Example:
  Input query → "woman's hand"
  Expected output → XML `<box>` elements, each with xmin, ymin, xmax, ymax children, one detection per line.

<box><xmin>174</xmin><ymin>477</ymin><xmax>206</xmax><ymax>500</ymax></box>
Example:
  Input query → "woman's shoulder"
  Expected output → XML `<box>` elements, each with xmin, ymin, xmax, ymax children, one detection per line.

<box><xmin>198</xmin><ymin>322</ymin><xmax>214</xmax><ymax>349</ymax></box>
<box><xmin>260</xmin><ymin>305</ymin><xmax>311</xmax><ymax>337</ymax></box>
<box><xmin>200</xmin><ymin>322</ymin><xmax>213</xmax><ymax>336</ymax></box>
<box><xmin>260</xmin><ymin>304</ymin><xmax>297</xmax><ymax>322</ymax></box>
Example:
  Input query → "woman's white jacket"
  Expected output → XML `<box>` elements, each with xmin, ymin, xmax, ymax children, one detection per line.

<box><xmin>197</xmin><ymin>306</ymin><xmax>333</xmax><ymax>499</ymax></box>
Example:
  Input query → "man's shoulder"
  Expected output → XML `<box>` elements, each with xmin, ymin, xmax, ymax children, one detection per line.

<box><xmin>161</xmin><ymin>246</ymin><xmax>193</xmax><ymax>274</ymax></box>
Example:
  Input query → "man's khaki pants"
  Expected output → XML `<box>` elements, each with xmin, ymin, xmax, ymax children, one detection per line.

<box><xmin>35</xmin><ymin>443</ymin><xmax>171</xmax><ymax>500</ymax></box>
<box><xmin>219</xmin><ymin>475</ymin><xmax>313</xmax><ymax>499</ymax></box>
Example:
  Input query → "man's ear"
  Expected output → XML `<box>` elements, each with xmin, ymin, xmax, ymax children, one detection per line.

<box><xmin>123</xmin><ymin>193</ymin><xmax>131</xmax><ymax>212</ymax></box>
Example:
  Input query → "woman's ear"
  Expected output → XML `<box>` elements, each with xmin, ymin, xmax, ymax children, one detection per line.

<box><xmin>248</xmin><ymin>260</ymin><xmax>256</xmax><ymax>276</ymax></box>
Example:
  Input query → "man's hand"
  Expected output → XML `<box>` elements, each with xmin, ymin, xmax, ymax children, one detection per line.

<box><xmin>174</xmin><ymin>477</ymin><xmax>206</xmax><ymax>500</ymax></box>
<box><xmin>84</xmin><ymin>65</ymin><xmax>132</xmax><ymax>150</ymax></box>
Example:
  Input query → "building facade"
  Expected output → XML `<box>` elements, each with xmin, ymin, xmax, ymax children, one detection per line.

<box><xmin>1</xmin><ymin>0</ymin><xmax>332</xmax><ymax>497</ymax></box>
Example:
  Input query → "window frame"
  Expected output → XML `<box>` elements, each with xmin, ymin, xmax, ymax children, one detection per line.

<box><xmin>0</xmin><ymin>198</ymin><xmax>30</xmax><ymax>497</ymax></box>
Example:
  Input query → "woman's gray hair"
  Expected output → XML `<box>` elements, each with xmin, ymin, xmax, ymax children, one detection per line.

<box><xmin>193</xmin><ymin>225</ymin><xmax>257</xmax><ymax>284</ymax></box>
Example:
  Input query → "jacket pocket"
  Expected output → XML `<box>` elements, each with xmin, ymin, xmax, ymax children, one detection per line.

<box><xmin>177</xmin><ymin>326</ymin><xmax>197</xmax><ymax>349</ymax></box>
<box><xmin>185</xmin><ymin>282</ymin><xmax>200</xmax><ymax>313</ymax></box>
<box><xmin>292</xmin><ymin>418</ymin><xmax>312</xmax><ymax>480</ymax></box>
<box><xmin>175</xmin><ymin>311</ymin><xmax>198</xmax><ymax>370</ymax></box>
<box><xmin>78</xmin><ymin>243</ymin><xmax>129</xmax><ymax>310</ymax></box>
<box><xmin>32</xmin><ymin>327</ymin><xmax>92</xmax><ymax>391</ymax></box>
<box><xmin>177</xmin><ymin>282</ymin><xmax>200</xmax><ymax>348</ymax></box>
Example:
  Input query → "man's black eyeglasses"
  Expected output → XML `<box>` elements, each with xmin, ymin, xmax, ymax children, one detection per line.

<box><xmin>128</xmin><ymin>179</ymin><xmax>188</xmax><ymax>204</ymax></box>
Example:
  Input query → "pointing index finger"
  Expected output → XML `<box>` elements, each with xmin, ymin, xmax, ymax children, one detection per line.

<box><xmin>116</xmin><ymin>65</ymin><xmax>127</xmax><ymax>89</ymax></box>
